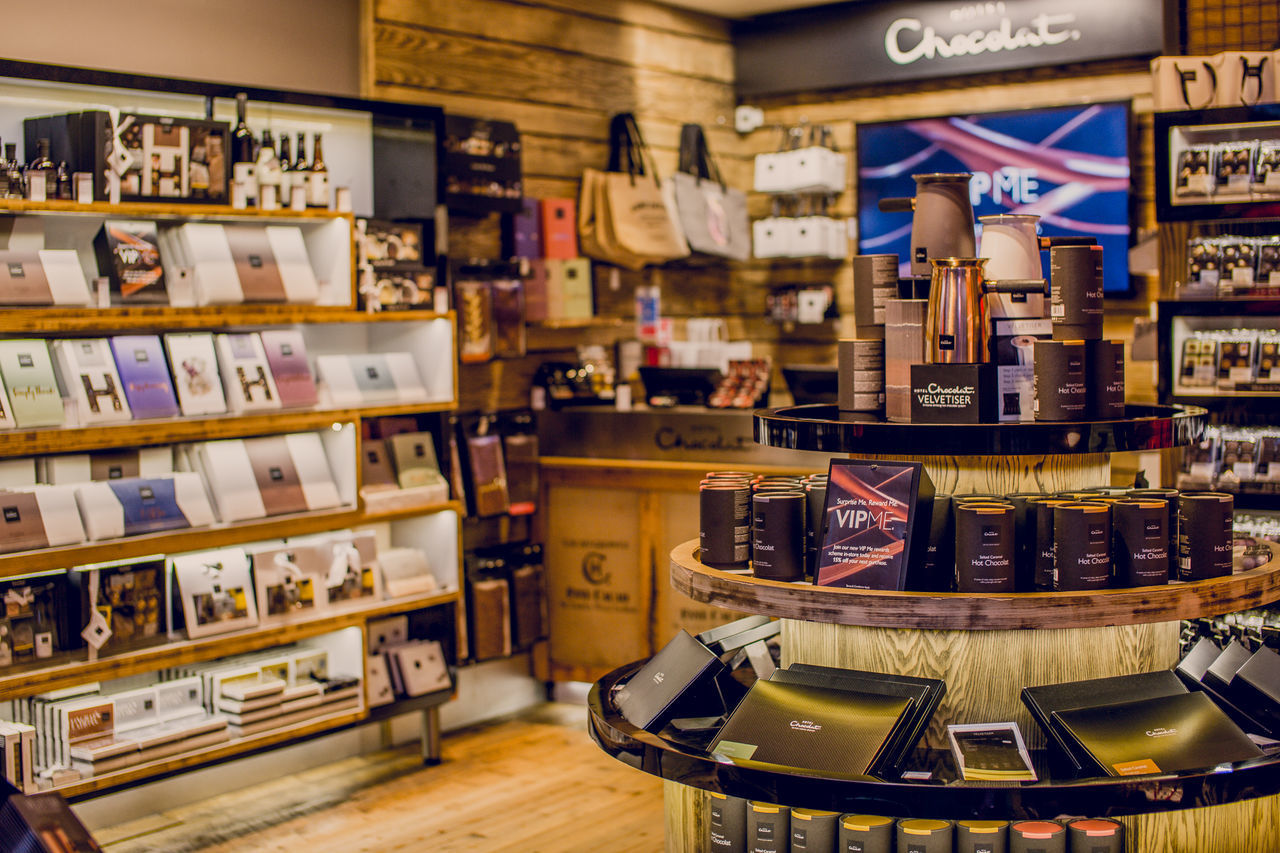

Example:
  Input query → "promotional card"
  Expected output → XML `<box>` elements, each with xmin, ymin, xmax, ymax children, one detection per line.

<box><xmin>816</xmin><ymin>459</ymin><xmax>933</xmax><ymax>590</ymax></box>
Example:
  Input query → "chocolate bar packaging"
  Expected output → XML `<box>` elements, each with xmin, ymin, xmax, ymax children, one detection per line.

<box><xmin>0</xmin><ymin>340</ymin><xmax>64</xmax><ymax>428</ymax></box>
<box><xmin>74</xmin><ymin>473</ymin><xmax>216</xmax><ymax>539</ymax></box>
<box><xmin>465</xmin><ymin>433</ymin><xmax>510</xmax><ymax>517</ymax></box>
<box><xmin>69</xmin><ymin>558</ymin><xmax>165</xmax><ymax>653</ymax></box>
<box><xmin>109</xmin><ymin>335</ymin><xmax>181</xmax><ymax>419</ymax></box>
<box><xmin>214</xmin><ymin>333</ymin><xmax>281</xmax><ymax>413</ymax></box>
<box><xmin>259</xmin><ymin>330</ymin><xmax>318</xmax><ymax>409</ymax></box>
<box><xmin>52</xmin><ymin>339</ymin><xmax>131</xmax><ymax>425</ymax></box>
<box><xmin>170</xmin><ymin>548</ymin><xmax>258</xmax><ymax>639</ymax></box>
<box><xmin>94</xmin><ymin>220</ymin><xmax>168</xmax><ymax>305</ymax></box>
<box><xmin>164</xmin><ymin>333</ymin><xmax>227</xmax><ymax>416</ymax></box>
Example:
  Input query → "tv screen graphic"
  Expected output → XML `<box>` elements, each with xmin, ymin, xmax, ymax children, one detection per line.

<box><xmin>856</xmin><ymin>102</ymin><xmax>1133</xmax><ymax>295</ymax></box>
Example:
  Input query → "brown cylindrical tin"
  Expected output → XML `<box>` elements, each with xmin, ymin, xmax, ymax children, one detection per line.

<box><xmin>1034</xmin><ymin>340</ymin><xmax>1087</xmax><ymax>421</ymax></box>
<box><xmin>1178</xmin><ymin>491</ymin><xmax>1235</xmax><ymax>581</ymax></box>
<box><xmin>1010</xmin><ymin>820</ymin><xmax>1066</xmax><ymax>853</ymax></box>
<box><xmin>958</xmin><ymin>819</ymin><xmax>1009</xmax><ymax>853</ymax></box>
<box><xmin>791</xmin><ymin>809</ymin><xmax>839</xmax><ymax>852</ymax></box>
<box><xmin>839</xmin><ymin>814</ymin><xmax>894</xmax><ymax>853</ymax></box>
<box><xmin>699</xmin><ymin>482</ymin><xmax>751</xmax><ymax>567</ymax></box>
<box><xmin>805</xmin><ymin>482</ymin><xmax>827</xmax><ymax>577</ymax></box>
<box><xmin>1129</xmin><ymin>487</ymin><xmax>1180</xmax><ymax>579</ymax></box>
<box><xmin>752</xmin><ymin>491</ymin><xmax>806</xmax><ymax>582</ymax></box>
<box><xmin>1112</xmin><ymin>498</ymin><xmax>1170</xmax><ymax>587</ymax></box>
<box><xmin>1054</xmin><ymin>502</ymin><xmax>1112</xmax><ymax>590</ymax></box>
<box><xmin>1065</xmin><ymin>818</ymin><xmax>1123</xmax><ymax>853</ymax></box>
<box><xmin>1030</xmin><ymin>497</ymin><xmax>1072</xmax><ymax>590</ymax></box>
<box><xmin>1087</xmin><ymin>339</ymin><xmax>1125</xmax><ymax>419</ymax></box>
<box><xmin>898</xmin><ymin>819</ymin><xmax>954</xmax><ymax>853</ymax></box>
<box><xmin>1050</xmin><ymin>245</ymin><xmax>1103</xmax><ymax>341</ymax></box>
<box><xmin>955</xmin><ymin>502</ymin><xmax>1016</xmax><ymax>593</ymax></box>
<box><xmin>747</xmin><ymin>802</ymin><xmax>790</xmax><ymax>853</ymax></box>
<box><xmin>1005</xmin><ymin>492</ymin><xmax>1046</xmax><ymax>592</ymax></box>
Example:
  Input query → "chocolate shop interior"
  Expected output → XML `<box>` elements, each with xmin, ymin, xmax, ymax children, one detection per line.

<box><xmin>0</xmin><ymin>1</ymin><xmax>1275</xmax><ymax>851</ymax></box>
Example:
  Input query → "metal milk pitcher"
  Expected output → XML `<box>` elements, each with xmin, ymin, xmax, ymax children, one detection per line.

<box><xmin>926</xmin><ymin>257</ymin><xmax>988</xmax><ymax>364</ymax></box>
<box><xmin>880</xmin><ymin>173</ymin><xmax>977</xmax><ymax>277</ymax></box>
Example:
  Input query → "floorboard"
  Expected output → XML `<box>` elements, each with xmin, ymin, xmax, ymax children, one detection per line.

<box><xmin>95</xmin><ymin>703</ymin><xmax>665</xmax><ymax>852</ymax></box>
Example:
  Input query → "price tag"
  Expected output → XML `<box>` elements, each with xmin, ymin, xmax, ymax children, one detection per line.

<box><xmin>1186</xmin><ymin>174</ymin><xmax>1214</xmax><ymax>196</ymax></box>
<box><xmin>1200</xmin><ymin>269</ymin><xmax>1221</xmax><ymax>286</ymax></box>
<box><xmin>259</xmin><ymin>184</ymin><xmax>278</xmax><ymax>211</ymax></box>
<box><xmin>1232</xmin><ymin>266</ymin><xmax>1256</xmax><ymax>285</ymax></box>
<box><xmin>1227</xmin><ymin>174</ymin><xmax>1251</xmax><ymax>193</ymax></box>
<box><xmin>335</xmin><ymin>187</ymin><xmax>352</xmax><ymax>212</ymax></box>
<box><xmin>74</xmin><ymin>173</ymin><xmax>94</xmax><ymax>204</ymax></box>
<box><xmin>231</xmin><ymin>181</ymin><xmax>248</xmax><ymax>209</ymax></box>
<box><xmin>1267</xmin><ymin>172</ymin><xmax>1280</xmax><ymax>190</ymax></box>
<box><xmin>1229</xmin><ymin>366</ymin><xmax>1255</xmax><ymax>382</ymax></box>
<box><xmin>290</xmin><ymin>186</ymin><xmax>307</xmax><ymax>211</ymax></box>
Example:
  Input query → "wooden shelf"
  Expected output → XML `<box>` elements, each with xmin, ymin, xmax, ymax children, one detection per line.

<box><xmin>360</xmin><ymin>494</ymin><xmax>462</xmax><ymax>524</ymax></box>
<box><xmin>669</xmin><ymin>538</ymin><xmax>1280</xmax><ymax>630</ymax></box>
<box><xmin>59</xmin><ymin>707</ymin><xmax>367</xmax><ymax>801</ymax></box>
<box><xmin>0</xmin><ymin>305</ymin><xmax>454</xmax><ymax>333</ymax></box>
<box><xmin>0</xmin><ymin>589</ymin><xmax>460</xmax><ymax>700</ymax></box>
<box><xmin>0</xmin><ymin>198</ymin><xmax>353</xmax><ymax>221</ymax></box>
<box><xmin>0</xmin><ymin>399</ymin><xmax>453</xmax><ymax>455</ymax></box>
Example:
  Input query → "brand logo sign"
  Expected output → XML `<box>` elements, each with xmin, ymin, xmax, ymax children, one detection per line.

<box><xmin>735</xmin><ymin>0</ymin><xmax>1169</xmax><ymax>94</ymax></box>
<box><xmin>789</xmin><ymin>719</ymin><xmax>823</xmax><ymax>732</ymax></box>
<box><xmin>582</xmin><ymin>550</ymin><xmax>611</xmax><ymax>585</ymax></box>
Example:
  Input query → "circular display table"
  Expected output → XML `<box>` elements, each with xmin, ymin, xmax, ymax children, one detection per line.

<box><xmin>589</xmin><ymin>404</ymin><xmax>1280</xmax><ymax>850</ymax></box>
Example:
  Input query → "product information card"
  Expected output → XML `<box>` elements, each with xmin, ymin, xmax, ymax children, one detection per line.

<box><xmin>815</xmin><ymin>459</ymin><xmax>931</xmax><ymax>590</ymax></box>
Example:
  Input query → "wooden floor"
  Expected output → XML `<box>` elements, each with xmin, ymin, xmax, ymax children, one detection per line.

<box><xmin>93</xmin><ymin>703</ymin><xmax>666</xmax><ymax>852</ymax></box>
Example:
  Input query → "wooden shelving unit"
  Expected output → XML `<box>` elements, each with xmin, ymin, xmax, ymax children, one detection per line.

<box><xmin>0</xmin><ymin>198</ymin><xmax>355</xmax><ymax>220</ymax></box>
<box><xmin>0</xmin><ymin>306</ymin><xmax>453</xmax><ymax>334</ymax></box>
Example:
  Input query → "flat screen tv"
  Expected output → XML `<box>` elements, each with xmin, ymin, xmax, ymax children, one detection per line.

<box><xmin>856</xmin><ymin>102</ymin><xmax>1134</xmax><ymax>296</ymax></box>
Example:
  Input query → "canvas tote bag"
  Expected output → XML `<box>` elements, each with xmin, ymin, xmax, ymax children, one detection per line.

<box><xmin>578</xmin><ymin>113</ymin><xmax>688</xmax><ymax>270</ymax></box>
<box><xmin>670</xmin><ymin>123</ymin><xmax>751</xmax><ymax>261</ymax></box>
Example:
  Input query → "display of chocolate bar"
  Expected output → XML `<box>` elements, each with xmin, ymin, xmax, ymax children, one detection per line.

<box><xmin>456</xmin><ymin>279</ymin><xmax>493</xmax><ymax>363</ymax></box>
<box><xmin>0</xmin><ymin>381</ymin><xmax>14</xmax><ymax>432</ymax></box>
<box><xmin>359</xmin><ymin>220</ymin><xmax>425</xmax><ymax>267</ymax></box>
<box><xmin>0</xmin><ymin>574</ymin><xmax>70</xmax><ymax>668</ymax></box>
<box><xmin>317</xmin><ymin>353</ymin><xmax>396</xmax><ymax>405</ymax></box>
<box><xmin>194</xmin><ymin>439</ymin><xmax>267</xmax><ymax>522</ymax></box>
<box><xmin>175</xmin><ymin>223</ymin><xmax>242</xmax><ymax>304</ymax></box>
<box><xmin>0</xmin><ymin>250</ymin><xmax>90</xmax><ymax>306</ymax></box>
<box><xmin>0</xmin><ymin>485</ymin><xmax>85</xmax><ymax>554</ymax></box>
<box><xmin>465</xmin><ymin>433</ymin><xmax>509</xmax><ymax>517</ymax></box>
<box><xmin>109</xmin><ymin>335</ymin><xmax>181</xmax><ymax>419</ymax></box>
<box><xmin>365</xmin><ymin>655</ymin><xmax>395</xmax><ymax>707</ymax></box>
<box><xmin>377</xmin><ymin>547</ymin><xmax>438</xmax><ymax>598</ymax></box>
<box><xmin>69</xmin><ymin>557</ymin><xmax>165</xmax><ymax>652</ymax></box>
<box><xmin>52</xmin><ymin>338</ymin><xmax>132</xmax><ymax>424</ymax></box>
<box><xmin>0</xmin><ymin>459</ymin><xmax>34</xmax><ymax>488</ymax></box>
<box><xmin>0</xmin><ymin>339</ymin><xmax>64</xmax><ymax>428</ymax></box>
<box><xmin>94</xmin><ymin>220</ymin><xmax>168</xmax><ymax>305</ymax></box>
<box><xmin>74</xmin><ymin>473</ymin><xmax>215</xmax><ymax>540</ymax></box>
<box><xmin>222</xmin><ymin>224</ymin><xmax>286</xmax><ymax>302</ymax></box>
<box><xmin>170</xmin><ymin>548</ymin><xmax>258</xmax><ymax>639</ymax></box>
<box><xmin>249</xmin><ymin>541</ymin><xmax>332</xmax><ymax>621</ymax></box>
<box><xmin>163</xmin><ymin>332</ymin><xmax>227</xmax><ymax>416</ymax></box>
<box><xmin>214</xmin><ymin>333</ymin><xmax>281</xmax><ymax>413</ymax></box>
<box><xmin>387</xmin><ymin>432</ymin><xmax>448</xmax><ymax>493</ymax></box>
<box><xmin>360</xmin><ymin>438</ymin><xmax>398</xmax><ymax>492</ymax></box>
<box><xmin>265</xmin><ymin>225</ymin><xmax>320</xmax><ymax>302</ymax></box>
<box><xmin>43</xmin><ymin>447</ymin><xmax>172</xmax><ymax>485</ymax></box>
<box><xmin>259</xmin><ymin>330</ymin><xmax>318</xmax><ymax>408</ymax></box>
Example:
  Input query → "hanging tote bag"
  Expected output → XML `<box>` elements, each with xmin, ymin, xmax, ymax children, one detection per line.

<box><xmin>579</xmin><ymin>114</ymin><xmax>689</xmax><ymax>270</ymax></box>
<box><xmin>670</xmin><ymin>124</ymin><xmax>751</xmax><ymax>261</ymax></box>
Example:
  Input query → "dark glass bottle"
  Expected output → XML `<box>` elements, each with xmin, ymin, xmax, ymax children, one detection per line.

<box><xmin>231</xmin><ymin>92</ymin><xmax>257</xmax><ymax>201</ymax></box>
<box><xmin>307</xmin><ymin>132</ymin><xmax>328</xmax><ymax>208</ymax></box>
<box><xmin>4</xmin><ymin>144</ymin><xmax>22</xmax><ymax>199</ymax></box>
<box><xmin>24</xmin><ymin>138</ymin><xmax>55</xmax><ymax>201</ymax></box>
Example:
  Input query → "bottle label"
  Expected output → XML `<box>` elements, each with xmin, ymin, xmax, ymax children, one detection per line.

<box><xmin>307</xmin><ymin>172</ymin><xmax>329</xmax><ymax>207</ymax></box>
<box><xmin>233</xmin><ymin>162</ymin><xmax>258</xmax><ymax>197</ymax></box>
<box><xmin>26</xmin><ymin>172</ymin><xmax>46</xmax><ymax>202</ymax></box>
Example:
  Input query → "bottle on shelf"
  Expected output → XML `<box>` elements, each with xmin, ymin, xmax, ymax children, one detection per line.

<box><xmin>307</xmin><ymin>132</ymin><xmax>328</xmax><ymax>209</ymax></box>
<box><xmin>24</xmin><ymin>138</ymin><xmax>55</xmax><ymax>202</ymax></box>
<box><xmin>231</xmin><ymin>92</ymin><xmax>258</xmax><ymax>204</ymax></box>
<box><xmin>278</xmin><ymin>133</ymin><xmax>293</xmax><ymax>204</ymax></box>
<box><xmin>55</xmin><ymin>161</ymin><xmax>71</xmax><ymax>201</ymax></box>
<box><xmin>3</xmin><ymin>144</ymin><xmax>22</xmax><ymax>200</ymax></box>
<box><xmin>0</xmin><ymin>139</ymin><xmax>9</xmax><ymax>199</ymax></box>
<box><xmin>256</xmin><ymin>128</ymin><xmax>282</xmax><ymax>206</ymax></box>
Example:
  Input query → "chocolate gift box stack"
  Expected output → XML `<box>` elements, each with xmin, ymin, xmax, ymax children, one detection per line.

<box><xmin>837</xmin><ymin>172</ymin><xmax>1125</xmax><ymax>426</ymax></box>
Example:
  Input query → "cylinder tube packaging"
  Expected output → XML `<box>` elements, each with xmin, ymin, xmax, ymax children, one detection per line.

<box><xmin>1050</xmin><ymin>245</ymin><xmax>1103</xmax><ymax>341</ymax></box>
<box><xmin>839</xmin><ymin>815</ymin><xmax>894</xmax><ymax>853</ymax></box>
<box><xmin>700</xmin><ymin>482</ymin><xmax>751</xmax><ymax>568</ymax></box>
<box><xmin>1054</xmin><ymin>502</ymin><xmax>1112</xmax><ymax>590</ymax></box>
<box><xmin>955</xmin><ymin>502</ymin><xmax>1016</xmax><ymax>593</ymax></box>
<box><xmin>1034</xmin><ymin>340</ymin><xmax>1087</xmax><ymax>421</ymax></box>
<box><xmin>752</xmin><ymin>491</ymin><xmax>806</xmax><ymax>582</ymax></box>
<box><xmin>1178</xmin><ymin>491</ymin><xmax>1234</xmax><ymax>581</ymax></box>
<box><xmin>957</xmin><ymin>819</ymin><xmax>1009</xmax><ymax>853</ymax></box>
<box><xmin>1111</xmin><ymin>498</ymin><xmax>1170</xmax><ymax>587</ymax></box>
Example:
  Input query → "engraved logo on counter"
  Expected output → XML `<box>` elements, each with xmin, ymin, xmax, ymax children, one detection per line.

<box><xmin>654</xmin><ymin>425</ymin><xmax>754</xmax><ymax>453</ymax></box>
<box><xmin>789</xmin><ymin>720</ymin><xmax>823</xmax><ymax>733</ymax></box>
<box><xmin>1145</xmin><ymin>727</ymin><xmax>1178</xmax><ymax>738</ymax></box>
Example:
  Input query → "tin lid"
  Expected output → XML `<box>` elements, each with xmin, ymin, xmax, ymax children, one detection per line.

<box><xmin>842</xmin><ymin>815</ymin><xmax>894</xmax><ymax>830</ymax></box>
<box><xmin>1068</xmin><ymin>818</ymin><xmax>1122</xmax><ymax>836</ymax></box>
<box><xmin>792</xmin><ymin>809</ymin><xmax>839</xmax><ymax>819</ymax></box>
<box><xmin>1012</xmin><ymin>820</ymin><xmax>1065</xmax><ymax>838</ymax></box>
<box><xmin>900</xmin><ymin>818</ymin><xmax>952</xmax><ymax>834</ymax></box>
<box><xmin>957</xmin><ymin>819</ymin><xmax>1009</xmax><ymax>833</ymax></box>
